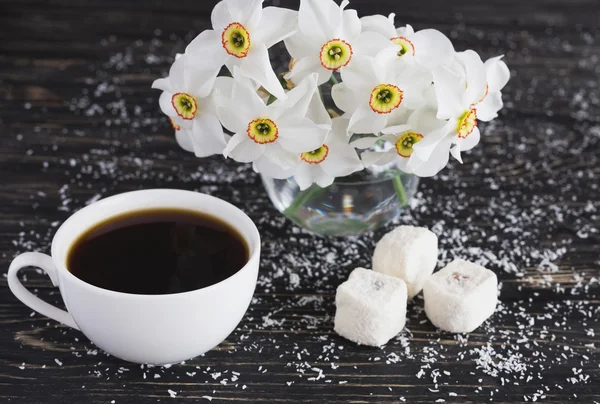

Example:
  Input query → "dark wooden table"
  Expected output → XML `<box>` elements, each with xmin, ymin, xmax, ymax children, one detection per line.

<box><xmin>1</xmin><ymin>0</ymin><xmax>599</xmax><ymax>402</ymax></box>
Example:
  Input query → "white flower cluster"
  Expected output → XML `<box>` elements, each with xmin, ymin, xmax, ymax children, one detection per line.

<box><xmin>153</xmin><ymin>0</ymin><xmax>509</xmax><ymax>190</ymax></box>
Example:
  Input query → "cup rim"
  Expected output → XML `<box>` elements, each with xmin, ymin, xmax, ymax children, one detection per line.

<box><xmin>50</xmin><ymin>188</ymin><xmax>260</xmax><ymax>299</ymax></box>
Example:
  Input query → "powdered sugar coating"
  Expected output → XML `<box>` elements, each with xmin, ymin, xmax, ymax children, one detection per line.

<box><xmin>335</xmin><ymin>268</ymin><xmax>407</xmax><ymax>346</ymax></box>
<box><xmin>373</xmin><ymin>225</ymin><xmax>438</xmax><ymax>298</ymax></box>
<box><xmin>424</xmin><ymin>259</ymin><xmax>498</xmax><ymax>332</ymax></box>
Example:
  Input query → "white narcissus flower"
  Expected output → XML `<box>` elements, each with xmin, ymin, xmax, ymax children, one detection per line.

<box><xmin>259</xmin><ymin>117</ymin><xmax>363</xmax><ymax>190</ymax></box>
<box><xmin>284</xmin><ymin>0</ymin><xmax>361</xmax><ymax>85</ymax></box>
<box><xmin>358</xmin><ymin>14</ymin><xmax>454</xmax><ymax>70</ymax></box>
<box><xmin>152</xmin><ymin>53</ymin><xmax>228</xmax><ymax>158</ymax></box>
<box><xmin>186</xmin><ymin>0</ymin><xmax>297</xmax><ymax>99</ymax></box>
<box><xmin>332</xmin><ymin>49</ymin><xmax>430</xmax><ymax>134</ymax></box>
<box><xmin>216</xmin><ymin>72</ymin><xmax>330</xmax><ymax>168</ymax></box>
<box><xmin>293</xmin><ymin>117</ymin><xmax>364</xmax><ymax>189</ymax></box>
<box><xmin>356</xmin><ymin>108</ymin><xmax>450</xmax><ymax>177</ymax></box>
<box><xmin>252</xmin><ymin>77</ymin><xmax>332</xmax><ymax>178</ymax></box>
<box><xmin>413</xmin><ymin>50</ymin><xmax>488</xmax><ymax>167</ymax></box>
<box><xmin>475</xmin><ymin>56</ymin><xmax>510</xmax><ymax>121</ymax></box>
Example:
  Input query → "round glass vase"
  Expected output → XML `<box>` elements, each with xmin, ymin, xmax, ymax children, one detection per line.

<box><xmin>261</xmin><ymin>165</ymin><xmax>419</xmax><ymax>237</ymax></box>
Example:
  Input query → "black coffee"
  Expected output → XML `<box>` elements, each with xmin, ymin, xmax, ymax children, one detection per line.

<box><xmin>67</xmin><ymin>208</ymin><xmax>249</xmax><ymax>295</ymax></box>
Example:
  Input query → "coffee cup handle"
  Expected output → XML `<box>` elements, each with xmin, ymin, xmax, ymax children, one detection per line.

<box><xmin>8</xmin><ymin>252</ymin><xmax>79</xmax><ymax>330</ymax></box>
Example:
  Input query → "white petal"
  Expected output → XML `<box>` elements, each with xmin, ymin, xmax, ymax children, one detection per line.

<box><xmin>254</xmin><ymin>7</ymin><xmax>298</xmax><ymax>49</ymax></box>
<box><xmin>350</xmin><ymin>135</ymin><xmax>379</xmax><ymax>149</ymax></box>
<box><xmin>224</xmin><ymin>132</ymin><xmax>265</xmax><ymax>162</ymax></box>
<box><xmin>152</xmin><ymin>77</ymin><xmax>171</xmax><ymax>92</ymax></box>
<box><xmin>381</xmin><ymin>124</ymin><xmax>411</xmax><ymax>136</ymax></box>
<box><xmin>253</xmin><ymin>144</ymin><xmax>299</xmax><ymax>179</ymax></box>
<box><xmin>253</xmin><ymin>157</ymin><xmax>295</xmax><ymax>179</ymax></box>
<box><xmin>284</xmin><ymin>32</ymin><xmax>315</xmax><ymax>60</ymax></box>
<box><xmin>173</xmin><ymin>115</ymin><xmax>192</xmax><ymax>130</ymax></box>
<box><xmin>412</xmin><ymin>135</ymin><xmax>453</xmax><ymax>177</ymax></box>
<box><xmin>319</xmin><ymin>123</ymin><xmax>362</xmax><ymax>175</ymax></box>
<box><xmin>385</xmin><ymin>105</ymin><xmax>412</xmax><ymax>127</ymax></box>
<box><xmin>476</xmin><ymin>91</ymin><xmax>503</xmax><ymax>122</ymax></box>
<box><xmin>348</xmin><ymin>105</ymin><xmax>388</xmax><ymax>134</ymax></box>
<box><xmin>407</xmin><ymin>108</ymin><xmax>445</xmax><ymax>134</ymax></box>
<box><xmin>231</xmin><ymin>73</ymin><xmax>267</xmax><ymax>120</ymax></box>
<box><xmin>353</xmin><ymin>31</ymin><xmax>396</xmax><ymax>58</ymax></box>
<box><xmin>164</xmin><ymin>54</ymin><xmax>187</xmax><ymax>90</ymax></box>
<box><xmin>450</xmin><ymin>145</ymin><xmax>463</xmax><ymax>164</ymax></box>
<box><xmin>278</xmin><ymin>117</ymin><xmax>329</xmax><ymax>153</ymax></box>
<box><xmin>331</xmin><ymin>82</ymin><xmax>361</xmax><ymax>114</ymax></box>
<box><xmin>185</xmin><ymin>65</ymin><xmax>220</xmax><ymax>99</ymax></box>
<box><xmin>159</xmin><ymin>91</ymin><xmax>176</xmax><ymax>116</ymax></box>
<box><xmin>294</xmin><ymin>164</ymin><xmax>317</xmax><ymax>191</ymax></box>
<box><xmin>216</xmin><ymin>0</ymin><xmax>264</xmax><ymax>31</ymax></box>
<box><xmin>361</xmin><ymin>150</ymin><xmax>397</xmax><ymax>167</ymax></box>
<box><xmin>432</xmin><ymin>65</ymin><xmax>465</xmax><ymax>119</ymax></box>
<box><xmin>191</xmin><ymin>113</ymin><xmax>227</xmax><ymax>158</ymax></box>
<box><xmin>315</xmin><ymin>171</ymin><xmax>335</xmax><ymax>188</ymax></box>
<box><xmin>456</xmin><ymin>126</ymin><xmax>480</xmax><ymax>152</ymax></box>
<box><xmin>270</xmin><ymin>73</ymin><xmax>318</xmax><ymax>121</ymax></box>
<box><xmin>396</xmin><ymin>24</ymin><xmax>415</xmax><ymax>36</ymax></box>
<box><xmin>485</xmin><ymin>55</ymin><xmax>510</xmax><ymax>92</ymax></box>
<box><xmin>217</xmin><ymin>105</ymin><xmax>246</xmax><ymax>134</ymax></box>
<box><xmin>339</xmin><ymin>8</ymin><xmax>361</xmax><ymax>40</ymax></box>
<box><xmin>380</xmin><ymin>133</ymin><xmax>400</xmax><ymax>143</ymax></box>
<box><xmin>412</xmin><ymin>120</ymin><xmax>455</xmax><ymax>161</ymax></box>
<box><xmin>175</xmin><ymin>129</ymin><xmax>194</xmax><ymax>152</ymax></box>
<box><xmin>212</xmin><ymin>76</ymin><xmax>234</xmax><ymax>99</ymax></box>
<box><xmin>238</xmin><ymin>43</ymin><xmax>286</xmax><ymax>99</ymax></box>
<box><xmin>458</xmin><ymin>50</ymin><xmax>487</xmax><ymax>106</ymax></box>
<box><xmin>186</xmin><ymin>30</ymin><xmax>228</xmax><ymax>71</ymax></box>
<box><xmin>298</xmin><ymin>0</ymin><xmax>342</xmax><ymax>43</ymax></box>
<box><xmin>211</xmin><ymin>0</ymin><xmax>232</xmax><ymax>31</ymax></box>
<box><xmin>320</xmin><ymin>144</ymin><xmax>363</xmax><ymax>177</ymax></box>
<box><xmin>411</xmin><ymin>29</ymin><xmax>455</xmax><ymax>68</ymax></box>
<box><xmin>395</xmin><ymin>68</ymin><xmax>430</xmax><ymax>110</ymax></box>
<box><xmin>360</xmin><ymin>14</ymin><xmax>397</xmax><ymax>38</ymax></box>
<box><xmin>265</xmin><ymin>142</ymin><xmax>301</xmax><ymax>169</ymax></box>
<box><xmin>285</xmin><ymin>56</ymin><xmax>330</xmax><ymax>86</ymax></box>
<box><xmin>423</xmin><ymin>84</ymin><xmax>438</xmax><ymax>109</ymax></box>
<box><xmin>307</xmin><ymin>87</ymin><xmax>333</xmax><ymax>126</ymax></box>
<box><xmin>340</xmin><ymin>55</ymin><xmax>379</xmax><ymax>94</ymax></box>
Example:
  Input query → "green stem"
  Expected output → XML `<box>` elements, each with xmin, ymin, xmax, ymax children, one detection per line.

<box><xmin>267</xmin><ymin>94</ymin><xmax>277</xmax><ymax>105</ymax></box>
<box><xmin>329</xmin><ymin>74</ymin><xmax>339</xmax><ymax>85</ymax></box>
<box><xmin>392</xmin><ymin>174</ymin><xmax>408</xmax><ymax>207</ymax></box>
<box><xmin>284</xmin><ymin>184</ymin><xmax>325</xmax><ymax>218</ymax></box>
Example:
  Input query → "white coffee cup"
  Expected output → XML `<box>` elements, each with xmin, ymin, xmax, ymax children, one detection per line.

<box><xmin>8</xmin><ymin>189</ymin><xmax>260</xmax><ymax>365</ymax></box>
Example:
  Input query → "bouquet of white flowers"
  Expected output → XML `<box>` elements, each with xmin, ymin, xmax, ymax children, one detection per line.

<box><xmin>153</xmin><ymin>0</ymin><xmax>509</xmax><ymax>190</ymax></box>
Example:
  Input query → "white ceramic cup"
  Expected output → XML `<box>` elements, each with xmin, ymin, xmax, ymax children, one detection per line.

<box><xmin>8</xmin><ymin>189</ymin><xmax>260</xmax><ymax>365</ymax></box>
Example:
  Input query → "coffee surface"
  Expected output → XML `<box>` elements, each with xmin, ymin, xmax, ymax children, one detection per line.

<box><xmin>67</xmin><ymin>208</ymin><xmax>249</xmax><ymax>294</ymax></box>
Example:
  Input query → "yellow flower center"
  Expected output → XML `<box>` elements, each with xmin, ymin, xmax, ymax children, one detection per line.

<box><xmin>390</xmin><ymin>36</ymin><xmax>415</xmax><ymax>57</ymax></box>
<box><xmin>222</xmin><ymin>22</ymin><xmax>251</xmax><ymax>58</ymax></box>
<box><xmin>457</xmin><ymin>108</ymin><xmax>478</xmax><ymax>139</ymax></box>
<box><xmin>247</xmin><ymin>118</ymin><xmax>278</xmax><ymax>144</ymax></box>
<box><xmin>171</xmin><ymin>93</ymin><xmax>198</xmax><ymax>120</ymax></box>
<box><xmin>395</xmin><ymin>132</ymin><xmax>423</xmax><ymax>158</ymax></box>
<box><xmin>369</xmin><ymin>84</ymin><xmax>403</xmax><ymax>114</ymax></box>
<box><xmin>301</xmin><ymin>145</ymin><xmax>329</xmax><ymax>164</ymax></box>
<box><xmin>169</xmin><ymin>117</ymin><xmax>181</xmax><ymax>131</ymax></box>
<box><xmin>320</xmin><ymin>39</ymin><xmax>353</xmax><ymax>70</ymax></box>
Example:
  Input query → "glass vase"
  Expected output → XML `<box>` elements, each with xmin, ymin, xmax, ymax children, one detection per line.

<box><xmin>261</xmin><ymin>164</ymin><xmax>419</xmax><ymax>237</ymax></box>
